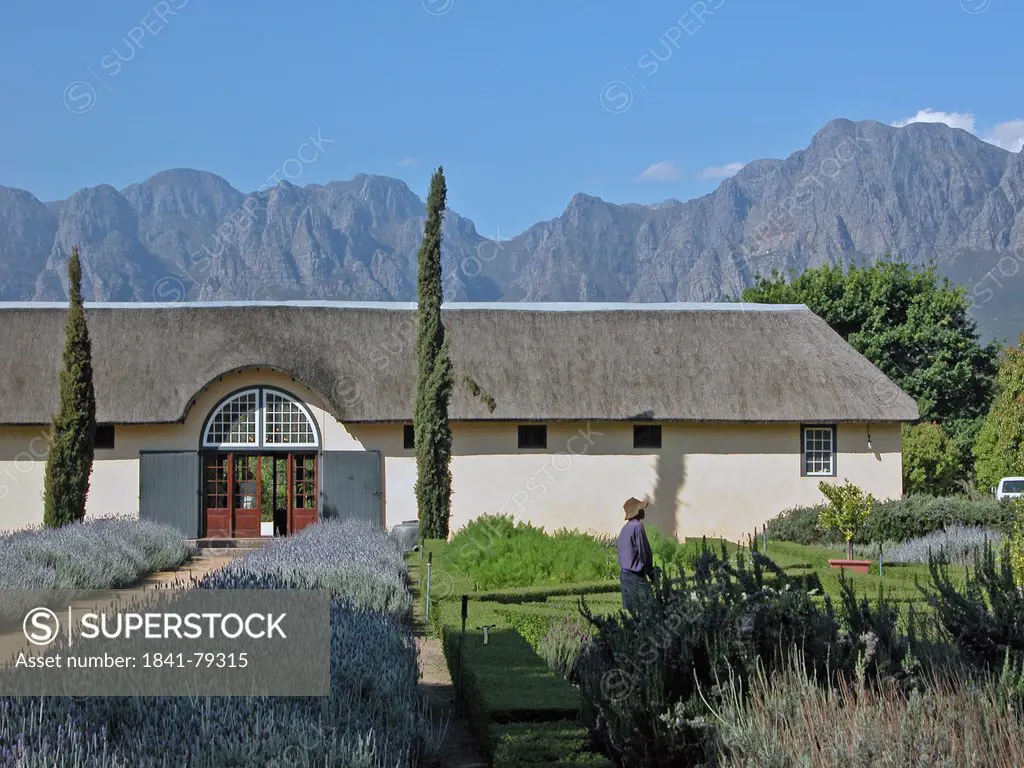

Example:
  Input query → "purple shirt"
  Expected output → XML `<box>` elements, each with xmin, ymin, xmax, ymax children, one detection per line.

<box><xmin>618</xmin><ymin>519</ymin><xmax>653</xmax><ymax>576</ymax></box>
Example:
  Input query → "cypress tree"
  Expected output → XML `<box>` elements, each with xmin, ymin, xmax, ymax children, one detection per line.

<box><xmin>42</xmin><ymin>246</ymin><xmax>97</xmax><ymax>527</ymax></box>
<box><xmin>413</xmin><ymin>168</ymin><xmax>454</xmax><ymax>539</ymax></box>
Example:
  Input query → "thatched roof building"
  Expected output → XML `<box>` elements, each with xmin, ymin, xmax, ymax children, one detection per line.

<box><xmin>0</xmin><ymin>301</ymin><xmax>919</xmax><ymax>426</ymax></box>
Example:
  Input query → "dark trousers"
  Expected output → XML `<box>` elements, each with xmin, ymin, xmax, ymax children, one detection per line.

<box><xmin>620</xmin><ymin>569</ymin><xmax>654</xmax><ymax>614</ymax></box>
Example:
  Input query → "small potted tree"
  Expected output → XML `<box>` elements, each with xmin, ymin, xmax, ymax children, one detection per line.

<box><xmin>819</xmin><ymin>479</ymin><xmax>875</xmax><ymax>574</ymax></box>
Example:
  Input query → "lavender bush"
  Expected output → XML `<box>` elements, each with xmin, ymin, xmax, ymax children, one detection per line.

<box><xmin>853</xmin><ymin>525</ymin><xmax>1003</xmax><ymax>566</ymax></box>
<box><xmin>0</xmin><ymin>518</ymin><xmax>195</xmax><ymax>624</ymax></box>
<box><xmin>200</xmin><ymin>519</ymin><xmax>412</xmax><ymax>616</ymax></box>
<box><xmin>0</xmin><ymin>519</ymin><xmax>431</xmax><ymax>767</ymax></box>
<box><xmin>713</xmin><ymin>659</ymin><xmax>1024</xmax><ymax>767</ymax></box>
<box><xmin>538</xmin><ymin>614</ymin><xmax>593</xmax><ymax>680</ymax></box>
<box><xmin>0</xmin><ymin>517</ymin><xmax>194</xmax><ymax>590</ymax></box>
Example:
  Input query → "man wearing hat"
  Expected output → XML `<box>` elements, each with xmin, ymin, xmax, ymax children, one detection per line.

<box><xmin>618</xmin><ymin>496</ymin><xmax>655</xmax><ymax>614</ymax></box>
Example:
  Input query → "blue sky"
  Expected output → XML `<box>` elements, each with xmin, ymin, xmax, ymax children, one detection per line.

<box><xmin>1</xmin><ymin>0</ymin><xmax>1022</xmax><ymax>236</ymax></box>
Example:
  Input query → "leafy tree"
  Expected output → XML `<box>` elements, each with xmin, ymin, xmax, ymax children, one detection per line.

<box><xmin>902</xmin><ymin>422</ymin><xmax>961</xmax><ymax>496</ymax></box>
<box><xmin>414</xmin><ymin>167</ymin><xmax>454</xmax><ymax>539</ymax></box>
<box><xmin>743</xmin><ymin>260</ymin><xmax>999</xmax><ymax>425</ymax></box>
<box><xmin>42</xmin><ymin>246</ymin><xmax>97</xmax><ymax>527</ymax></box>
<box><xmin>743</xmin><ymin>260</ymin><xmax>1000</xmax><ymax>482</ymax></box>
<box><xmin>973</xmin><ymin>335</ymin><xmax>1024</xmax><ymax>490</ymax></box>
<box><xmin>818</xmin><ymin>479</ymin><xmax>875</xmax><ymax>559</ymax></box>
<box><xmin>1010</xmin><ymin>499</ymin><xmax>1024</xmax><ymax>587</ymax></box>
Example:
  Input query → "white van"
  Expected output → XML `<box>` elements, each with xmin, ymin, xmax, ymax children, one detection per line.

<box><xmin>995</xmin><ymin>477</ymin><xmax>1024</xmax><ymax>502</ymax></box>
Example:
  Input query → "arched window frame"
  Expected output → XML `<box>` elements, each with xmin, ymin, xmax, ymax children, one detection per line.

<box><xmin>201</xmin><ymin>386</ymin><xmax>320</xmax><ymax>450</ymax></box>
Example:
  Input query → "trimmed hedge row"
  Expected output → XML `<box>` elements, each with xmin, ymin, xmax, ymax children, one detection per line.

<box><xmin>489</xmin><ymin>721</ymin><xmax>614</xmax><ymax>768</ymax></box>
<box><xmin>475</xmin><ymin>580</ymin><xmax>620</xmax><ymax>604</ymax></box>
<box><xmin>441</xmin><ymin>625</ymin><xmax>582</xmax><ymax>758</ymax></box>
<box><xmin>764</xmin><ymin>494</ymin><xmax>1015</xmax><ymax>545</ymax></box>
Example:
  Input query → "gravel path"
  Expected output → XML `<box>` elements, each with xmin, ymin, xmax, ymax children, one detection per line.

<box><xmin>410</xmin><ymin>561</ymin><xmax>489</xmax><ymax>768</ymax></box>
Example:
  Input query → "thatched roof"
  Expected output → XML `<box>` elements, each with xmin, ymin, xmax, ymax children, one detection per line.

<box><xmin>0</xmin><ymin>301</ymin><xmax>919</xmax><ymax>425</ymax></box>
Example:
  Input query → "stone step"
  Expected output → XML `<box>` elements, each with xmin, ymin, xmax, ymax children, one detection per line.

<box><xmin>187</xmin><ymin>537</ymin><xmax>273</xmax><ymax>550</ymax></box>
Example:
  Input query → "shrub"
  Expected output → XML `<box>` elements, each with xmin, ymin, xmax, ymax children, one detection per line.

<box><xmin>447</xmin><ymin>514</ymin><xmax>712</xmax><ymax>592</ymax></box>
<box><xmin>853</xmin><ymin>525</ymin><xmax>1003</xmax><ymax>566</ymax></box>
<box><xmin>574</xmin><ymin>546</ymin><xmax>909</xmax><ymax>766</ymax></box>
<box><xmin>762</xmin><ymin>503</ymin><xmax>828</xmax><ymax>545</ymax></box>
<box><xmin>0</xmin><ymin>518</ymin><xmax>195</xmax><ymax>622</ymax></box>
<box><xmin>765</xmin><ymin>494</ymin><xmax>1015</xmax><ymax>545</ymax></box>
<box><xmin>712</xmin><ymin>660</ymin><xmax>1024</xmax><ymax>767</ymax></box>
<box><xmin>447</xmin><ymin>515</ymin><xmax>617</xmax><ymax>590</ymax></box>
<box><xmin>926</xmin><ymin>541</ymin><xmax>1024</xmax><ymax>672</ymax></box>
<box><xmin>538</xmin><ymin>614</ymin><xmax>593</xmax><ymax>680</ymax></box>
<box><xmin>903</xmin><ymin>422</ymin><xmax>962</xmax><ymax>496</ymax></box>
<box><xmin>201</xmin><ymin>519</ymin><xmax>411</xmax><ymax>616</ymax></box>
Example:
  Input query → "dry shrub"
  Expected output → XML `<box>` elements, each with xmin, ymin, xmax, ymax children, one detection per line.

<box><xmin>713</xmin><ymin>659</ymin><xmax>1024</xmax><ymax>768</ymax></box>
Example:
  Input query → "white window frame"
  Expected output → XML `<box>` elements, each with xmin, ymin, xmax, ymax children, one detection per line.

<box><xmin>201</xmin><ymin>387</ymin><xmax>319</xmax><ymax>450</ymax></box>
<box><xmin>801</xmin><ymin>425</ymin><xmax>836</xmax><ymax>477</ymax></box>
<box><xmin>261</xmin><ymin>389</ymin><xmax>319</xmax><ymax>449</ymax></box>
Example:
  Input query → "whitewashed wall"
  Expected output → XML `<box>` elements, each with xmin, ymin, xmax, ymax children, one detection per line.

<box><xmin>0</xmin><ymin>368</ymin><xmax>903</xmax><ymax>540</ymax></box>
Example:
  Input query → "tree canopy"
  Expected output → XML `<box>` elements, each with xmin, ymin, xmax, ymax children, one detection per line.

<box><xmin>973</xmin><ymin>335</ymin><xmax>1024</xmax><ymax>490</ymax></box>
<box><xmin>742</xmin><ymin>260</ymin><xmax>999</xmax><ymax>429</ymax></box>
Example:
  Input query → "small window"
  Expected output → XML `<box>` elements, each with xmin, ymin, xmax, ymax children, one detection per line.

<box><xmin>633</xmin><ymin>424</ymin><xmax>662</xmax><ymax>449</ymax></box>
<box><xmin>518</xmin><ymin>424</ymin><xmax>547</xmax><ymax>449</ymax></box>
<box><xmin>801</xmin><ymin>425</ymin><xmax>836</xmax><ymax>477</ymax></box>
<box><xmin>95</xmin><ymin>424</ymin><xmax>115</xmax><ymax>450</ymax></box>
<box><xmin>404</xmin><ymin>424</ymin><xmax>415</xmax><ymax>450</ymax></box>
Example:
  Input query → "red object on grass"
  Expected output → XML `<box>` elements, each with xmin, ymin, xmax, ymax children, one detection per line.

<box><xmin>828</xmin><ymin>559</ymin><xmax>871</xmax><ymax>574</ymax></box>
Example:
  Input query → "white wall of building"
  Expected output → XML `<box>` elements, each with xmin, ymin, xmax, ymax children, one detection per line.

<box><xmin>0</xmin><ymin>369</ymin><xmax>904</xmax><ymax>540</ymax></box>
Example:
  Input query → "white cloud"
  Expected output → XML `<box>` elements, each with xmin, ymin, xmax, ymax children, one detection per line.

<box><xmin>696</xmin><ymin>162</ymin><xmax>745</xmax><ymax>180</ymax></box>
<box><xmin>396</xmin><ymin>157</ymin><xmax>419</xmax><ymax>167</ymax></box>
<box><xmin>893</xmin><ymin>109</ymin><xmax>1024</xmax><ymax>152</ymax></box>
<box><xmin>893</xmin><ymin>108</ymin><xmax>977</xmax><ymax>133</ymax></box>
<box><xmin>985</xmin><ymin>119</ymin><xmax>1024</xmax><ymax>152</ymax></box>
<box><xmin>635</xmin><ymin>161</ymin><xmax>684</xmax><ymax>182</ymax></box>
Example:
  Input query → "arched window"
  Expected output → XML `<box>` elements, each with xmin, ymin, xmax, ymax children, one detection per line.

<box><xmin>202</xmin><ymin>387</ymin><xmax>320</xmax><ymax>449</ymax></box>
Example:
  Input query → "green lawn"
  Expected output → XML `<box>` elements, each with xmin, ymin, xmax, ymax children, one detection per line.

<box><xmin>413</xmin><ymin>538</ymin><xmax>962</xmax><ymax>623</ymax></box>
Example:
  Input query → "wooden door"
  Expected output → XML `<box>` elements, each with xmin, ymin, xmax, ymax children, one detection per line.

<box><xmin>203</xmin><ymin>453</ymin><xmax>231</xmax><ymax>538</ymax></box>
<box><xmin>289</xmin><ymin>453</ymin><xmax>318</xmax><ymax>534</ymax></box>
<box><xmin>233</xmin><ymin>455</ymin><xmax>261</xmax><ymax>538</ymax></box>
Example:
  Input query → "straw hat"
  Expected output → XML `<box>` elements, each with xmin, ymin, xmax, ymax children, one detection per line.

<box><xmin>623</xmin><ymin>496</ymin><xmax>650</xmax><ymax>520</ymax></box>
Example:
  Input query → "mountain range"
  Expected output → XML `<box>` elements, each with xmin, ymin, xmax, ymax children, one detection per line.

<box><xmin>1</xmin><ymin>118</ymin><xmax>1022</xmax><ymax>342</ymax></box>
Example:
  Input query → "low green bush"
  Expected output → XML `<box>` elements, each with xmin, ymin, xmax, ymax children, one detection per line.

<box><xmin>490</xmin><ymin>721</ymin><xmax>614</xmax><ymax>768</ymax></box>
<box><xmin>446</xmin><ymin>514</ymin><xmax>733</xmax><ymax>592</ymax></box>
<box><xmin>476</xmin><ymin>581</ymin><xmax>620</xmax><ymax>604</ymax></box>
<box><xmin>765</xmin><ymin>494</ymin><xmax>1015</xmax><ymax>545</ymax></box>
<box><xmin>447</xmin><ymin>515</ymin><xmax>617</xmax><ymax>589</ymax></box>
